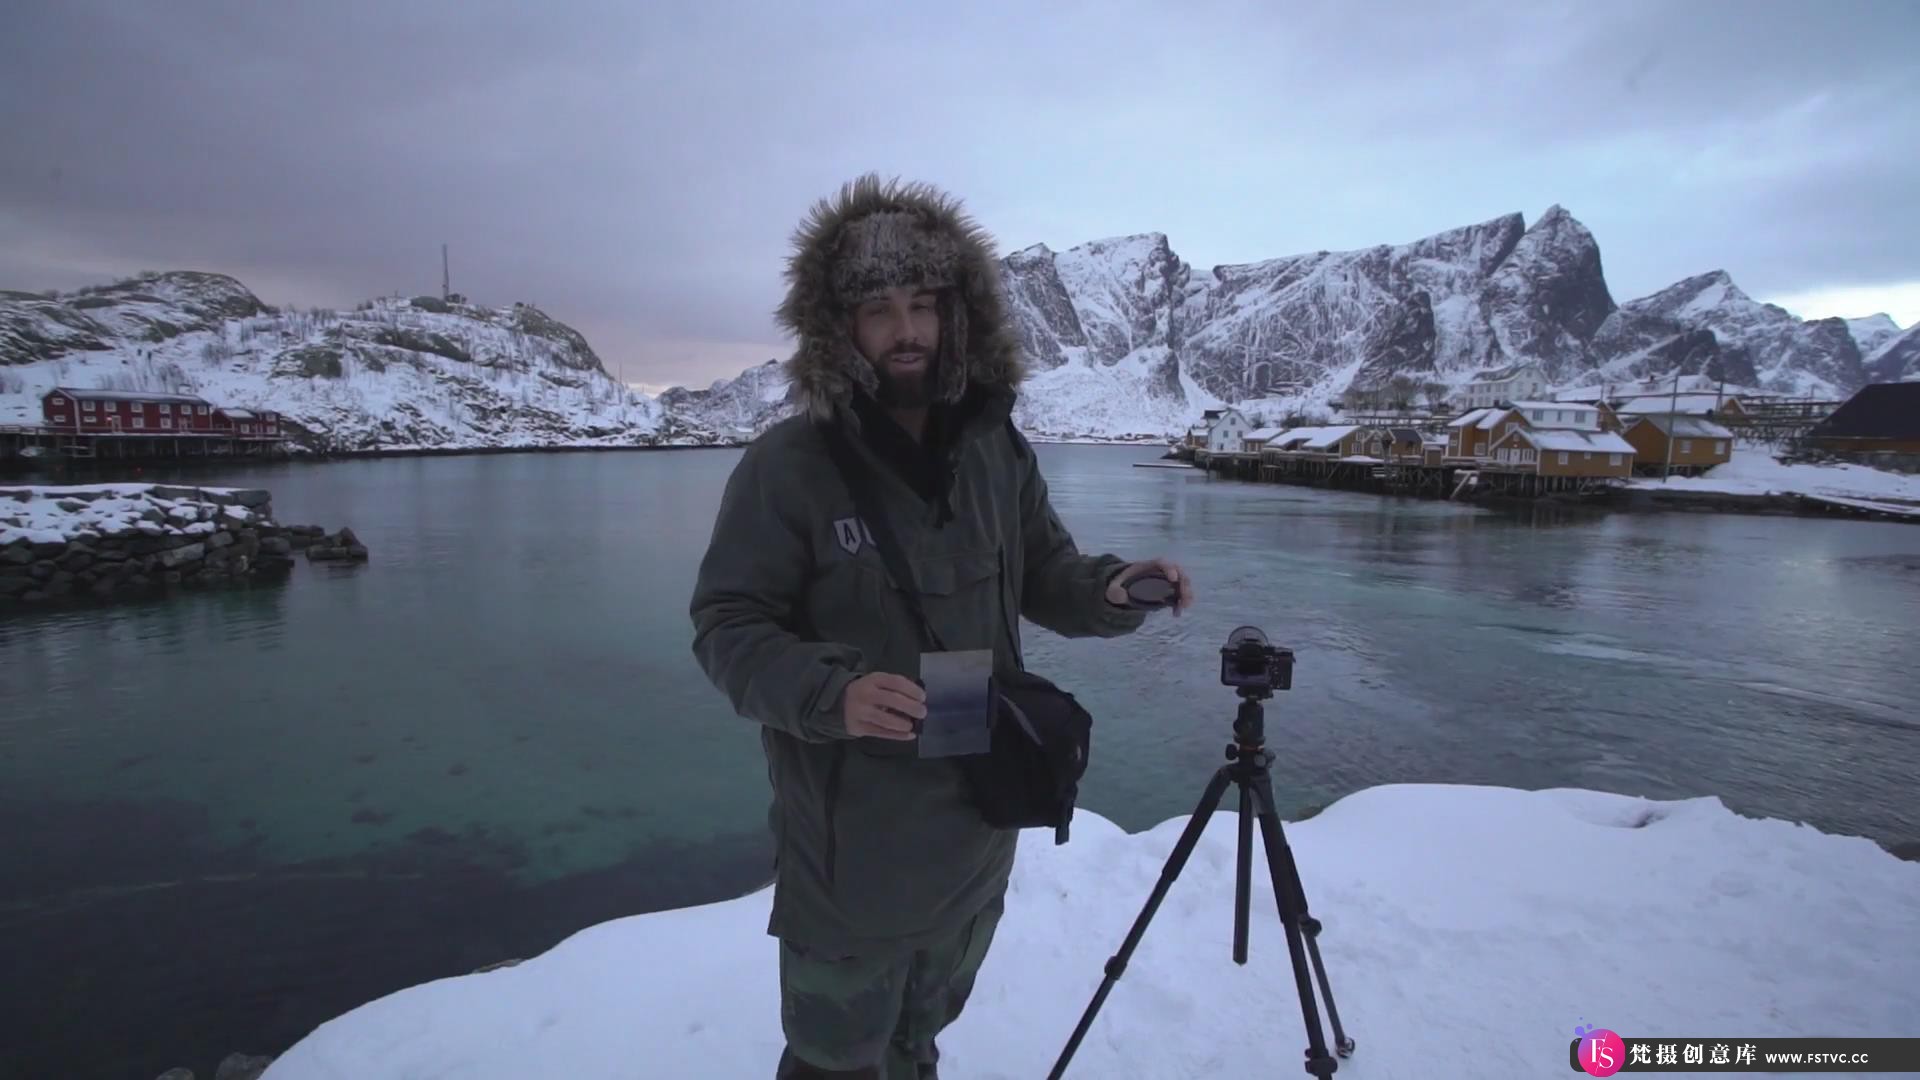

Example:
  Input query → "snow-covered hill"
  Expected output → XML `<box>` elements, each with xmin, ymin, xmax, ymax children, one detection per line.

<box><xmin>685</xmin><ymin>207</ymin><xmax>1902</xmax><ymax>441</ymax></box>
<box><xmin>0</xmin><ymin>273</ymin><xmax>717</xmax><ymax>453</ymax></box>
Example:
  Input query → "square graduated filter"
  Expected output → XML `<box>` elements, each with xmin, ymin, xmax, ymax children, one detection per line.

<box><xmin>916</xmin><ymin>648</ymin><xmax>994</xmax><ymax>759</ymax></box>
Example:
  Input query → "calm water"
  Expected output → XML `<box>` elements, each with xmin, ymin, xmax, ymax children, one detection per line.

<box><xmin>4</xmin><ymin>445</ymin><xmax>1918</xmax><ymax>1078</ymax></box>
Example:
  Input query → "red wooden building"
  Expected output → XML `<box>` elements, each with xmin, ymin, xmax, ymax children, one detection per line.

<box><xmin>41</xmin><ymin>388</ymin><xmax>281</xmax><ymax>439</ymax></box>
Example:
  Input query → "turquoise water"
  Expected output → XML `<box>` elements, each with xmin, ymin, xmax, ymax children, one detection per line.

<box><xmin>4</xmin><ymin>444</ymin><xmax>1917</xmax><ymax>1078</ymax></box>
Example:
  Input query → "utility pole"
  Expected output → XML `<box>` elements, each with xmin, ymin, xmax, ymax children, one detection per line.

<box><xmin>1662</xmin><ymin>364</ymin><xmax>1682</xmax><ymax>483</ymax></box>
<box><xmin>442</xmin><ymin>244</ymin><xmax>451</xmax><ymax>302</ymax></box>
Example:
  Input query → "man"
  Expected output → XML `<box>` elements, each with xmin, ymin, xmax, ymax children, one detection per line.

<box><xmin>689</xmin><ymin>173</ymin><xmax>1194</xmax><ymax>1079</ymax></box>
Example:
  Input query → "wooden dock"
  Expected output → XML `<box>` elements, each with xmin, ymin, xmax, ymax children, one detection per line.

<box><xmin>1188</xmin><ymin>448</ymin><xmax>1481</xmax><ymax>500</ymax></box>
<box><xmin>0</xmin><ymin>424</ymin><xmax>289</xmax><ymax>463</ymax></box>
<box><xmin>1173</xmin><ymin>445</ymin><xmax>1918</xmax><ymax>524</ymax></box>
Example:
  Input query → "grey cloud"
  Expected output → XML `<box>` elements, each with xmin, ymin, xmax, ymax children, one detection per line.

<box><xmin>2</xmin><ymin>0</ymin><xmax>1914</xmax><ymax>389</ymax></box>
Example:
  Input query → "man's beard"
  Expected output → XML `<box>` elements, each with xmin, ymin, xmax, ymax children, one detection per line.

<box><xmin>873</xmin><ymin>347</ymin><xmax>938</xmax><ymax>409</ymax></box>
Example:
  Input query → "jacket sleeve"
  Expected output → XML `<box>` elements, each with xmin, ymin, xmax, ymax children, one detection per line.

<box><xmin>1015</xmin><ymin>439</ymin><xmax>1147</xmax><ymax>639</ymax></box>
<box><xmin>689</xmin><ymin>441</ymin><xmax>861</xmax><ymax>743</ymax></box>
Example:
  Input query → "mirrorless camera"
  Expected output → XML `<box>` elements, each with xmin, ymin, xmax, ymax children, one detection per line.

<box><xmin>1219</xmin><ymin>625</ymin><xmax>1293</xmax><ymax>694</ymax></box>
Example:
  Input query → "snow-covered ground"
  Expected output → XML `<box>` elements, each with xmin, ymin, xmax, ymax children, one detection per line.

<box><xmin>259</xmin><ymin>784</ymin><xmax>1918</xmax><ymax>1080</ymax></box>
<box><xmin>1628</xmin><ymin>448</ymin><xmax>1920</xmax><ymax>505</ymax></box>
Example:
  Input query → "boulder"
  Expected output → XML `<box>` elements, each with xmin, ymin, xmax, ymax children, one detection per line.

<box><xmin>158</xmin><ymin>542</ymin><xmax>205</xmax><ymax>569</ymax></box>
<box><xmin>154</xmin><ymin>1069</ymin><xmax>195</xmax><ymax>1080</ymax></box>
<box><xmin>231</xmin><ymin>489</ymin><xmax>272</xmax><ymax>509</ymax></box>
<box><xmin>306</xmin><ymin>526</ymin><xmax>369</xmax><ymax>562</ymax></box>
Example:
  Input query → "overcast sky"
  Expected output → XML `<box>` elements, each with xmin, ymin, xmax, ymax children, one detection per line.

<box><xmin>3</xmin><ymin>0</ymin><xmax>1915</xmax><ymax>390</ymax></box>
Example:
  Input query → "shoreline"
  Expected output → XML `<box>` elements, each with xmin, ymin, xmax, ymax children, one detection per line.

<box><xmin>11</xmin><ymin>439</ymin><xmax>1916</xmax><ymax>526</ymax></box>
<box><xmin>3</xmin><ymin>434</ymin><xmax>1171</xmax><ymax>471</ymax></box>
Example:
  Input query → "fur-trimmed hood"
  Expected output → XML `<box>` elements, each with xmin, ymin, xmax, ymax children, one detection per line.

<box><xmin>776</xmin><ymin>174</ymin><xmax>1025</xmax><ymax>428</ymax></box>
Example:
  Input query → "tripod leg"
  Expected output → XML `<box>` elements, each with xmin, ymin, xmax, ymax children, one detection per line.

<box><xmin>1249</xmin><ymin>772</ymin><xmax>1355</xmax><ymax>1076</ymax></box>
<box><xmin>1233</xmin><ymin>776</ymin><xmax>1252</xmax><ymax>964</ymax></box>
<box><xmin>1048</xmin><ymin>764</ymin><xmax>1235</xmax><ymax>1080</ymax></box>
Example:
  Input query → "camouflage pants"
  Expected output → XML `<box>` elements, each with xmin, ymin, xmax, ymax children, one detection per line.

<box><xmin>774</xmin><ymin>893</ymin><xmax>1004</xmax><ymax>1080</ymax></box>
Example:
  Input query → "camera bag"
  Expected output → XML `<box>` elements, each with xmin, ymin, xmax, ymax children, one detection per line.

<box><xmin>818</xmin><ymin>420</ymin><xmax>1091</xmax><ymax>845</ymax></box>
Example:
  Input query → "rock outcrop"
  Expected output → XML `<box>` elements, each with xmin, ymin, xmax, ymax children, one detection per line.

<box><xmin>0</xmin><ymin>484</ymin><xmax>351</xmax><ymax>609</ymax></box>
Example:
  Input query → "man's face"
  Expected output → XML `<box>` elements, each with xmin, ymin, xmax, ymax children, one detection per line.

<box><xmin>849</xmin><ymin>286</ymin><xmax>940</xmax><ymax>408</ymax></box>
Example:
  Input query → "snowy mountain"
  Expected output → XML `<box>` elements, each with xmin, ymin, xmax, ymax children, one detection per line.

<box><xmin>1847</xmin><ymin>314</ymin><xmax>1902</xmax><ymax>357</ymax></box>
<box><xmin>1580</xmin><ymin>271</ymin><xmax>1865</xmax><ymax>398</ymax></box>
<box><xmin>687</xmin><ymin>206</ymin><xmax>1892</xmax><ymax>441</ymax></box>
<box><xmin>1864</xmin><ymin>323</ymin><xmax>1920</xmax><ymax>383</ymax></box>
<box><xmin>0</xmin><ymin>272</ymin><xmax>719</xmax><ymax>453</ymax></box>
<box><xmin>652</xmin><ymin>359</ymin><xmax>793</xmax><ymax>441</ymax></box>
<box><xmin>9</xmin><ymin>217</ymin><xmax>1899</xmax><ymax>454</ymax></box>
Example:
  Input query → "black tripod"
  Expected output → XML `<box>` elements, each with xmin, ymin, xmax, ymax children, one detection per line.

<box><xmin>1048</xmin><ymin>681</ymin><xmax>1356</xmax><ymax>1079</ymax></box>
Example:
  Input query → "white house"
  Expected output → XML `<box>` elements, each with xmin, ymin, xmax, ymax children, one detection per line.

<box><xmin>1504</xmin><ymin>400</ymin><xmax>1604</xmax><ymax>431</ymax></box>
<box><xmin>1201</xmin><ymin>408</ymin><xmax>1252</xmax><ymax>453</ymax></box>
<box><xmin>1459</xmin><ymin>362</ymin><xmax>1550</xmax><ymax>410</ymax></box>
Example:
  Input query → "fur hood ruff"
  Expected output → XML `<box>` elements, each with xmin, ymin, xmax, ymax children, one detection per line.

<box><xmin>775</xmin><ymin>174</ymin><xmax>1025</xmax><ymax>428</ymax></box>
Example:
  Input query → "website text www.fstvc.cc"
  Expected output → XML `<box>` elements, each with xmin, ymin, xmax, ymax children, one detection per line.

<box><xmin>1567</xmin><ymin>1036</ymin><xmax>1920</xmax><ymax>1074</ymax></box>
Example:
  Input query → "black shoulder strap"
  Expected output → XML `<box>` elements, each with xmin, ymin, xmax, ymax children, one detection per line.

<box><xmin>818</xmin><ymin>422</ymin><xmax>949</xmax><ymax>653</ymax></box>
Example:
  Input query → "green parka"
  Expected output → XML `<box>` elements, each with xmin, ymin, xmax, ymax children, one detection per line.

<box><xmin>688</xmin><ymin>175</ymin><xmax>1146</xmax><ymax>956</ymax></box>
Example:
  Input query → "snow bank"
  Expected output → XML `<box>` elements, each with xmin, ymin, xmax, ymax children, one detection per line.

<box><xmin>259</xmin><ymin>784</ymin><xmax>1919</xmax><ymax>1080</ymax></box>
<box><xmin>1628</xmin><ymin>449</ymin><xmax>1920</xmax><ymax>504</ymax></box>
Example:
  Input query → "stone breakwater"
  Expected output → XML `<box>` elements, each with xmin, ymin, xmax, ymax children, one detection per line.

<box><xmin>0</xmin><ymin>483</ymin><xmax>361</xmax><ymax>608</ymax></box>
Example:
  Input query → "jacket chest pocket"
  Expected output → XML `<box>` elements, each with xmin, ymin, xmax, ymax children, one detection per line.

<box><xmin>802</xmin><ymin>559</ymin><xmax>888</xmax><ymax>646</ymax></box>
<box><xmin>900</xmin><ymin>548</ymin><xmax>1006</xmax><ymax>659</ymax></box>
